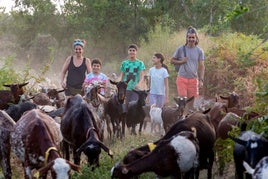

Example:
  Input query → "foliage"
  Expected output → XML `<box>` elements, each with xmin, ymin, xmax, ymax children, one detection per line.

<box><xmin>228</xmin><ymin>2</ymin><xmax>268</xmax><ymax>36</ymax></box>
<box><xmin>204</xmin><ymin>32</ymin><xmax>268</xmax><ymax>107</ymax></box>
<box><xmin>4</xmin><ymin>0</ymin><xmax>267</xmax><ymax>59</ymax></box>
<box><xmin>252</xmin><ymin>76</ymin><xmax>268</xmax><ymax>114</ymax></box>
<box><xmin>11</xmin><ymin>0</ymin><xmax>63</xmax><ymax>48</ymax></box>
<box><xmin>214</xmin><ymin>138</ymin><xmax>235</xmax><ymax>175</ymax></box>
<box><xmin>0</xmin><ymin>57</ymin><xmax>21</xmax><ymax>88</ymax></box>
<box><xmin>0</xmin><ymin>51</ymin><xmax>54</xmax><ymax>92</ymax></box>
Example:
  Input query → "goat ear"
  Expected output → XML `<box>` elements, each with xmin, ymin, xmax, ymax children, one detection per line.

<box><xmin>109</xmin><ymin>79</ymin><xmax>117</xmax><ymax>85</ymax></box>
<box><xmin>132</xmin><ymin>89</ymin><xmax>138</xmax><ymax>93</ymax></box>
<box><xmin>229</xmin><ymin>136</ymin><xmax>247</xmax><ymax>146</ymax></box>
<box><xmin>57</xmin><ymin>89</ymin><xmax>65</xmax><ymax>93</ymax></box>
<box><xmin>243</xmin><ymin>161</ymin><xmax>254</xmax><ymax>174</ymax></box>
<box><xmin>65</xmin><ymin>160</ymin><xmax>81</xmax><ymax>173</ymax></box>
<box><xmin>76</xmin><ymin>141</ymin><xmax>88</xmax><ymax>154</ymax></box>
<box><xmin>36</xmin><ymin>160</ymin><xmax>54</xmax><ymax>177</ymax></box>
<box><xmin>203</xmin><ymin>108</ymin><xmax>211</xmax><ymax>114</ymax></box>
<box><xmin>173</xmin><ymin>97</ymin><xmax>179</xmax><ymax>103</ymax></box>
<box><xmin>187</xmin><ymin>96</ymin><xmax>195</xmax><ymax>102</ymax></box>
<box><xmin>125</xmin><ymin>79</ymin><xmax>131</xmax><ymax>84</ymax></box>
<box><xmin>220</xmin><ymin>95</ymin><xmax>228</xmax><ymax>100</ymax></box>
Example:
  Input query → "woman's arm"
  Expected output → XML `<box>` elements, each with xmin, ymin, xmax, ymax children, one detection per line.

<box><xmin>85</xmin><ymin>58</ymin><xmax>92</xmax><ymax>73</ymax></box>
<box><xmin>60</xmin><ymin>56</ymin><xmax>71</xmax><ymax>88</ymax></box>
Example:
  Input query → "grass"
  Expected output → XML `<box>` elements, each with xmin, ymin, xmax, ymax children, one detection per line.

<box><xmin>72</xmin><ymin>131</ymin><xmax>159</xmax><ymax>179</ymax></box>
<box><xmin>1</xmin><ymin>130</ymin><xmax>159</xmax><ymax>179</ymax></box>
<box><xmin>0</xmin><ymin>125</ymin><xmax>238</xmax><ymax>179</ymax></box>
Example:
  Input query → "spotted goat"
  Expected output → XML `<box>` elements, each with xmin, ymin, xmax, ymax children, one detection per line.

<box><xmin>10</xmin><ymin>109</ymin><xmax>80</xmax><ymax>179</ymax></box>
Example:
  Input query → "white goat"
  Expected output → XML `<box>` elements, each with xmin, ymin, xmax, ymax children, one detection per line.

<box><xmin>243</xmin><ymin>156</ymin><xmax>268</xmax><ymax>179</ymax></box>
<box><xmin>149</xmin><ymin>104</ymin><xmax>163</xmax><ymax>134</ymax></box>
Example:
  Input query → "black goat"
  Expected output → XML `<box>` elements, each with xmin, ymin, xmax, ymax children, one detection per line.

<box><xmin>104</xmin><ymin>80</ymin><xmax>129</xmax><ymax>138</ymax></box>
<box><xmin>230</xmin><ymin>130</ymin><xmax>268</xmax><ymax>179</ymax></box>
<box><xmin>125</xmin><ymin>89</ymin><xmax>149</xmax><ymax>135</ymax></box>
<box><xmin>5</xmin><ymin>101</ymin><xmax>37</xmax><ymax>122</ymax></box>
<box><xmin>0</xmin><ymin>110</ymin><xmax>16</xmax><ymax>179</ymax></box>
<box><xmin>61</xmin><ymin>94</ymin><xmax>113</xmax><ymax>168</ymax></box>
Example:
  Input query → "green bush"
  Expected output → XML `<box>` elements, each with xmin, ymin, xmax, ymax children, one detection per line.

<box><xmin>0</xmin><ymin>56</ymin><xmax>22</xmax><ymax>88</ymax></box>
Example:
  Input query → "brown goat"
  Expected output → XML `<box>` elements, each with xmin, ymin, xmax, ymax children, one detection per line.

<box><xmin>218</xmin><ymin>91</ymin><xmax>240</xmax><ymax>108</ymax></box>
<box><xmin>209</xmin><ymin>92</ymin><xmax>259</xmax><ymax>176</ymax></box>
<box><xmin>217</xmin><ymin>110</ymin><xmax>260</xmax><ymax>139</ymax></box>
<box><xmin>209</xmin><ymin>91</ymin><xmax>259</xmax><ymax>139</ymax></box>
<box><xmin>0</xmin><ymin>82</ymin><xmax>28</xmax><ymax>109</ymax></box>
<box><xmin>11</xmin><ymin>109</ymin><xmax>80</xmax><ymax>178</ymax></box>
<box><xmin>161</xmin><ymin>96</ymin><xmax>194</xmax><ymax>133</ymax></box>
<box><xmin>32</xmin><ymin>89</ymin><xmax>65</xmax><ymax>108</ymax></box>
<box><xmin>0</xmin><ymin>110</ymin><xmax>16</xmax><ymax>179</ymax></box>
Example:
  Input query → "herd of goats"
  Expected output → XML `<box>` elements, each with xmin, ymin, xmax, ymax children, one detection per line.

<box><xmin>0</xmin><ymin>80</ymin><xmax>267</xmax><ymax>179</ymax></box>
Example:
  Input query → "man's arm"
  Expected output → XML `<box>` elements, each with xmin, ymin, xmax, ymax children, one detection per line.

<box><xmin>198</xmin><ymin>60</ymin><xmax>205</xmax><ymax>87</ymax></box>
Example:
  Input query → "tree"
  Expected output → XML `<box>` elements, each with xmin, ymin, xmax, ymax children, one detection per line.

<box><xmin>11</xmin><ymin>0</ymin><xmax>61</xmax><ymax>47</ymax></box>
<box><xmin>62</xmin><ymin>0</ymin><xmax>158</xmax><ymax>60</ymax></box>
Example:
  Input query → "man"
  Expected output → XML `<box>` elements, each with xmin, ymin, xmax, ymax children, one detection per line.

<box><xmin>171</xmin><ymin>26</ymin><xmax>205</xmax><ymax>98</ymax></box>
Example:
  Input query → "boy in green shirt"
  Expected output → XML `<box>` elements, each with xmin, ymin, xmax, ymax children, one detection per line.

<box><xmin>119</xmin><ymin>44</ymin><xmax>146</xmax><ymax>108</ymax></box>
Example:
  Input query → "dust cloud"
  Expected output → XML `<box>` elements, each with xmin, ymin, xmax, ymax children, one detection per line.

<box><xmin>0</xmin><ymin>34</ymin><xmax>121</xmax><ymax>90</ymax></box>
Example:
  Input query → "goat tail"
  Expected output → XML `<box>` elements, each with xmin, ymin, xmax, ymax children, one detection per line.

<box><xmin>243</xmin><ymin>161</ymin><xmax>254</xmax><ymax>175</ymax></box>
<box><xmin>150</xmin><ymin>103</ymin><xmax>156</xmax><ymax>108</ymax></box>
<box><xmin>191</xmin><ymin>127</ymin><xmax>197</xmax><ymax>138</ymax></box>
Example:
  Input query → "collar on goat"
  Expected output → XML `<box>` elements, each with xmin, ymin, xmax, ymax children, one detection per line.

<box><xmin>148</xmin><ymin>143</ymin><xmax>156</xmax><ymax>152</ymax></box>
<box><xmin>45</xmin><ymin>147</ymin><xmax>58</xmax><ymax>165</ymax></box>
<box><xmin>86</xmin><ymin>127</ymin><xmax>98</xmax><ymax>139</ymax></box>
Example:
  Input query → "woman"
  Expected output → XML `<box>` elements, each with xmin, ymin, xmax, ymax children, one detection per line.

<box><xmin>60</xmin><ymin>39</ymin><xmax>92</xmax><ymax>97</ymax></box>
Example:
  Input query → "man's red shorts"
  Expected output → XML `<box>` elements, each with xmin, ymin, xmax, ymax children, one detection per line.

<box><xmin>176</xmin><ymin>76</ymin><xmax>199</xmax><ymax>98</ymax></box>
